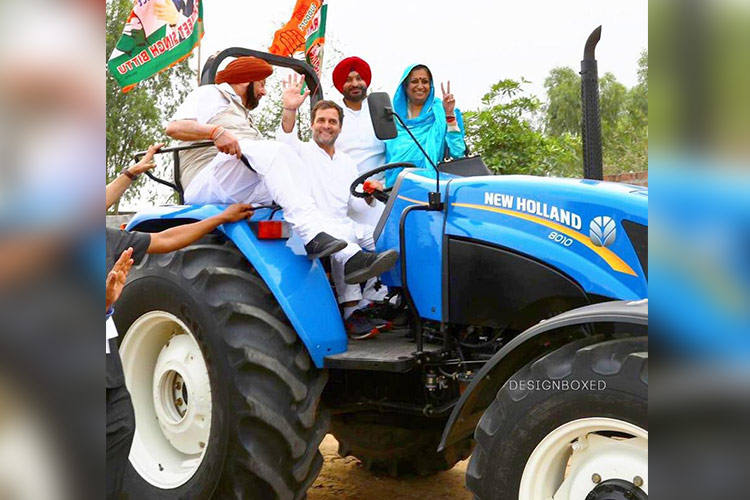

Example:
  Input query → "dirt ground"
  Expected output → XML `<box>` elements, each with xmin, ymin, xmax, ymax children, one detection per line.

<box><xmin>308</xmin><ymin>435</ymin><xmax>473</xmax><ymax>500</ymax></box>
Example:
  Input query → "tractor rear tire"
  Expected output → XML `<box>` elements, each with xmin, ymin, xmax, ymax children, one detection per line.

<box><xmin>114</xmin><ymin>243</ymin><xmax>328</xmax><ymax>500</ymax></box>
<box><xmin>331</xmin><ymin>413</ymin><xmax>474</xmax><ymax>477</ymax></box>
<box><xmin>467</xmin><ymin>336</ymin><xmax>648</xmax><ymax>500</ymax></box>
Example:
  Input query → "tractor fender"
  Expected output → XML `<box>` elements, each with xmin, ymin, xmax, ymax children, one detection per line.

<box><xmin>438</xmin><ymin>299</ymin><xmax>648</xmax><ymax>451</ymax></box>
<box><xmin>126</xmin><ymin>205</ymin><xmax>348</xmax><ymax>367</ymax></box>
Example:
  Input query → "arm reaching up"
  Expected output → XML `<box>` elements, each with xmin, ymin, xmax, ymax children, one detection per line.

<box><xmin>280</xmin><ymin>73</ymin><xmax>309</xmax><ymax>133</ymax></box>
<box><xmin>106</xmin><ymin>143</ymin><xmax>163</xmax><ymax>211</ymax></box>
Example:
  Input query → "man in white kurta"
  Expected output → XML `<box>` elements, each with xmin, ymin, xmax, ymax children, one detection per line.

<box><xmin>165</xmin><ymin>56</ymin><xmax>396</xmax><ymax>284</ymax></box>
<box><xmin>277</xmin><ymin>75</ymin><xmax>392</xmax><ymax>332</ymax></box>
<box><xmin>331</xmin><ymin>56</ymin><xmax>387</xmax><ymax>228</ymax></box>
<box><xmin>331</xmin><ymin>57</ymin><xmax>391</xmax><ymax>304</ymax></box>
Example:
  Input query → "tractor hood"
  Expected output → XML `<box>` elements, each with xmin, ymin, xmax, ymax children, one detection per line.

<box><xmin>444</xmin><ymin>174</ymin><xmax>648</xmax><ymax>299</ymax></box>
<box><xmin>375</xmin><ymin>170</ymin><xmax>648</xmax><ymax>319</ymax></box>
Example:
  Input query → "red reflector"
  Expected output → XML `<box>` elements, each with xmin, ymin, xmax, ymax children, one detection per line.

<box><xmin>256</xmin><ymin>220</ymin><xmax>290</xmax><ymax>239</ymax></box>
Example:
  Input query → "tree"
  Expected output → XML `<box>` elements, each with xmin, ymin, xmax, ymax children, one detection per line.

<box><xmin>543</xmin><ymin>68</ymin><xmax>627</xmax><ymax>138</ymax></box>
<box><xmin>106</xmin><ymin>0</ymin><xmax>194</xmax><ymax>213</ymax></box>
<box><xmin>542</xmin><ymin>53</ymin><xmax>648</xmax><ymax>175</ymax></box>
<box><xmin>626</xmin><ymin>50</ymin><xmax>648</xmax><ymax>128</ymax></box>
<box><xmin>464</xmin><ymin>79</ymin><xmax>580</xmax><ymax>177</ymax></box>
<box><xmin>543</xmin><ymin>67</ymin><xmax>580</xmax><ymax>137</ymax></box>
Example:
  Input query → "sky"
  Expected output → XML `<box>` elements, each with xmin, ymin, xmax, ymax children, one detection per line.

<box><xmin>196</xmin><ymin>0</ymin><xmax>648</xmax><ymax>110</ymax></box>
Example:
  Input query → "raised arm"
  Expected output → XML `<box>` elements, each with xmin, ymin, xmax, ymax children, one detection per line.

<box><xmin>440</xmin><ymin>80</ymin><xmax>467</xmax><ymax>159</ymax></box>
<box><xmin>106</xmin><ymin>143</ymin><xmax>163</xmax><ymax>211</ymax></box>
<box><xmin>280</xmin><ymin>74</ymin><xmax>310</xmax><ymax>134</ymax></box>
<box><xmin>445</xmin><ymin>109</ymin><xmax>467</xmax><ymax>159</ymax></box>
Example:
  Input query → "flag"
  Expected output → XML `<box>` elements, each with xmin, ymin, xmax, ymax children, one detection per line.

<box><xmin>304</xmin><ymin>0</ymin><xmax>327</xmax><ymax>77</ymax></box>
<box><xmin>108</xmin><ymin>0</ymin><xmax>204</xmax><ymax>92</ymax></box>
<box><xmin>268</xmin><ymin>0</ymin><xmax>323</xmax><ymax>61</ymax></box>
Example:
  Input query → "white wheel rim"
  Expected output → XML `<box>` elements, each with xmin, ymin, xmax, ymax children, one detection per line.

<box><xmin>120</xmin><ymin>311</ymin><xmax>212</xmax><ymax>489</ymax></box>
<box><xmin>519</xmin><ymin>417</ymin><xmax>648</xmax><ymax>500</ymax></box>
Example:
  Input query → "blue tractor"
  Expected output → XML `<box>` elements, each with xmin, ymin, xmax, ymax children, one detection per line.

<box><xmin>115</xmin><ymin>32</ymin><xmax>648</xmax><ymax>500</ymax></box>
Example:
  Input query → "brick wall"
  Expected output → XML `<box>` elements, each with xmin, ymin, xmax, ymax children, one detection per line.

<box><xmin>106</xmin><ymin>214</ymin><xmax>134</xmax><ymax>228</ymax></box>
<box><xmin>603</xmin><ymin>171</ymin><xmax>648</xmax><ymax>186</ymax></box>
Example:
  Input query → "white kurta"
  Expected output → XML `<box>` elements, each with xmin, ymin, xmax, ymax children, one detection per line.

<box><xmin>337</xmin><ymin>98</ymin><xmax>388</xmax><ymax>227</ymax></box>
<box><xmin>277</xmin><ymin>125</ymin><xmax>383</xmax><ymax>303</ymax></box>
<box><xmin>336</xmin><ymin>98</ymin><xmax>386</xmax><ymax>176</ymax></box>
<box><xmin>172</xmin><ymin>84</ymin><xmax>278</xmax><ymax>205</ymax></box>
<box><xmin>170</xmin><ymin>84</ymin><xmax>334</xmax><ymax>245</ymax></box>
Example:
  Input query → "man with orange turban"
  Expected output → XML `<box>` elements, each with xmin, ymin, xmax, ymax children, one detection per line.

<box><xmin>165</xmin><ymin>56</ymin><xmax>395</xmax><ymax>283</ymax></box>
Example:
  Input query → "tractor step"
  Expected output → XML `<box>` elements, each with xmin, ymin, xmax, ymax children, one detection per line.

<box><xmin>324</xmin><ymin>330</ymin><xmax>443</xmax><ymax>372</ymax></box>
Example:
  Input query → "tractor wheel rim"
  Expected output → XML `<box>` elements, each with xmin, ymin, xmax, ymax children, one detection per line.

<box><xmin>518</xmin><ymin>417</ymin><xmax>648</xmax><ymax>500</ymax></box>
<box><xmin>120</xmin><ymin>311</ymin><xmax>212</xmax><ymax>489</ymax></box>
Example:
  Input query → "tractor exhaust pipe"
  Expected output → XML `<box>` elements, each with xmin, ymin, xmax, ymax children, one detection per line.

<box><xmin>580</xmin><ymin>26</ymin><xmax>603</xmax><ymax>180</ymax></box>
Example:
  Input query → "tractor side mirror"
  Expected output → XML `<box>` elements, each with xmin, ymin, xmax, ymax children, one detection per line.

<box><xmin>368</xmin><ymin>92</ymin><xmax>398</xmax><ymax>140</ymax></box>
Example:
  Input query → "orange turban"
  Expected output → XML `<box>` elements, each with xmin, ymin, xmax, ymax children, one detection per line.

<box><xmin>333</xmin><ymin>56</ymin><xmax>372</xmax><ymax>94</ymax></box>
<box><xmin>215</xmin><ymin>57</ymin><xmax>273</xmax><ymax>85</ymax></box>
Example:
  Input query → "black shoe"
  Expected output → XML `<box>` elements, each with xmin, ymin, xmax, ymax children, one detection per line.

<box><xmin>304</xmin><ymin>232</ymin><xmax>348</xmax><ymax>260</ymax></box>
<box><xmin>344</xmin><ymin>250</ymin><xmax>398</xmax><ymax>284</ymax></box>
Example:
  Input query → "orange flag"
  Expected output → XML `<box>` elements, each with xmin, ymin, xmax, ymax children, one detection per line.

<box><xmin>269</xmin><ymin>0</ymin><xmax>323</xmax><ymax>57</ymax></box>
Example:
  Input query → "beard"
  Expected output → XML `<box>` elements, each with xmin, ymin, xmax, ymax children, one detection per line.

<box><xmin>243</xmin><ymin>85</ymin><xmax>260</xmax><ymax>110</ymax></box>
<box><xmin>343</xmin><ymin>85</ymin><xmax>366</xmax><ymax>102</ymax></box>
<box><xmin>313</xmin><ymin>130</ymin><xmax>338</xmax><ymax>147</ymax></box>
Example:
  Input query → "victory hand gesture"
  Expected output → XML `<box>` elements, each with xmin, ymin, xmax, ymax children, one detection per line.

<box><xmin>281</xmin><ymin>74</ymin><xmax>310</xmax><ymax>111</ymax></box>
<box><xmin>441</xmin><ymin>81</ymin><xmax>456</xmax><ymax>116</ymax></box>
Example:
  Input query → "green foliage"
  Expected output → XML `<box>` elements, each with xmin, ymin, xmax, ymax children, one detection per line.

<box><xmin>539</xmin><ymin>51</ymin><xmax>649</xmax><ymax>176</ymax></box>
<box><xmin>543</xmin><ymin>67</ymin><xmax>580</xmax><ymax>137</ymax></box>
<box><xmin>106</xmin><ymin>0</ymin><xmax>194</xmax><ymax>212</ymax></box>
<box><xmin>464</xmin><ymin>79</ymin><xmax>581</xmax><ymax>177</ymax></box>
<box><xmin>466</xmin><ymin>50</ymin><xmax>647</xmax><ymax>178</ymax></box>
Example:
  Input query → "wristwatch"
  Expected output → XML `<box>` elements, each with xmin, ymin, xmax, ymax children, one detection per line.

<box><xmin>122</xmin><ymin>169</ymin><xmax>138</xmax><ymax>180</ymax></box>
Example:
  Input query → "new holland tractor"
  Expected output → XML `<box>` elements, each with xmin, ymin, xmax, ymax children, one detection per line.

<box><xmin>114</xmin><ymin>30</ymin><xmax>648</xmax><ymax>500</ymax></box>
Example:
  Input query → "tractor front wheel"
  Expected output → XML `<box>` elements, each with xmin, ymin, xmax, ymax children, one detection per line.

<box><xmin>114</xmin><ymin>243</ymin><xmax>328</xmax><ymax>499</ymax></box>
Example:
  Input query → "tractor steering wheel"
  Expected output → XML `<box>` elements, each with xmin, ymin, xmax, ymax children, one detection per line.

<box><xmin>349</xmin><ymin>162</ymin><xmax>417</xmax><ymax>204</ymax></box>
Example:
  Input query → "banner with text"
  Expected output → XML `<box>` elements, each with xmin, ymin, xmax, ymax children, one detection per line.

<box><xmin>304</xmin><ymin>0</ymin><xmax>327</xmax><ymax>76</ymax></box>
<box><xmin>108</xmin><ymin>0</ymin><xmax>204</xmax><ymax>92</ymax></box>
<box><xmin>268</xmin><ymin>0</ymin><xmax>323</xmax><ymax>62</ymax></box>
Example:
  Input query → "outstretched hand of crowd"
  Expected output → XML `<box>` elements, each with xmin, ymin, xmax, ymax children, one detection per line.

<box><xmin>106</xmin><ymin>247</ymin><xmax>134</xmax><ymax>312</ymax></box>
<box><xmin>131</xmin><ymin>143</ymin><xmax>164</xmax><ymax>175</ymax></box>
<box><xmin>219</xmin><ymin>203</ymin><xmax>255</xmax><ymax>223</ymax></box>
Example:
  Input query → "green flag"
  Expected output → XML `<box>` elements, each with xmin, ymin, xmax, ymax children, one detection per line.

<box><xmin>304</xmin><ymin>0</ymin><xmax>327</xmax><ymax>77</ymax></box>
<box><xmin>108</xmin><ymin>0</ymin><xmax>204</xmax><ymax>92</ymax></box>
